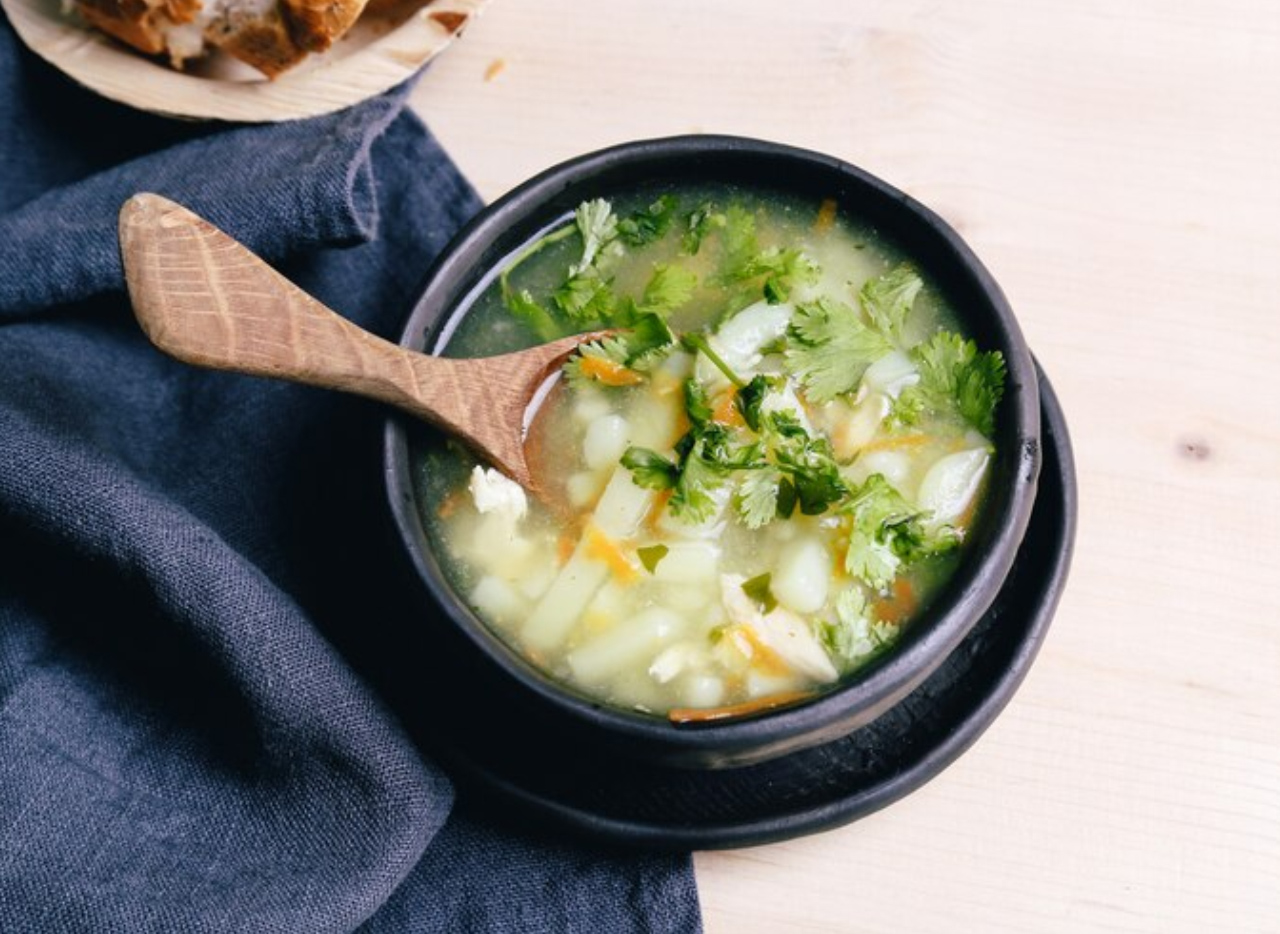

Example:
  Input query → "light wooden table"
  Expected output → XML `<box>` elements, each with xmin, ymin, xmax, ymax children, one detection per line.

<box><xmin>411</xmin><ymin>3</ymin><xmax>1280</xmax><ymax>931</ymax></box>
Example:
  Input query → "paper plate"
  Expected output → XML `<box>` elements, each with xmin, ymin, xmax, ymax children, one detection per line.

<box><xmin>2</xmin><ymin>0</ymin><xmax>488</xmax><ymax>122</ymax></box>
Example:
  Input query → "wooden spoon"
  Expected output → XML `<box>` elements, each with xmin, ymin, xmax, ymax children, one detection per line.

<box><xmin>118</xmin><ymin>193</ymin><xmax>596</xmax><ymax>495</ymax></box>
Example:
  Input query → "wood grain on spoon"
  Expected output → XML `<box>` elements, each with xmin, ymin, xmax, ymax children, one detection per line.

<box><xmin>118</xmin><ymin>193</ymin><xmax>597</xmax><ymax>494</ymax></box>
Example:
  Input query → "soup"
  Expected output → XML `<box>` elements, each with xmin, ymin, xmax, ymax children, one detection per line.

<box><xmin>414</xmin><ymin>186</ymin><xmax>1005</xmax><ymax>721</ymax></box>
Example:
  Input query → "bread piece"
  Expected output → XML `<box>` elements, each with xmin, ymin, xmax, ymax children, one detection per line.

<box><xmin>74</xmin><ymin>0</ymin><xmax>370</xmax><ymax>78</ymax></box>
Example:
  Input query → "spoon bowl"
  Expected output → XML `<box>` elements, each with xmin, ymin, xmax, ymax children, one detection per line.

<box><xmin>118</xmin><ymin>193</ymin><xmax>593</xmax><ymax>495</ymax></box>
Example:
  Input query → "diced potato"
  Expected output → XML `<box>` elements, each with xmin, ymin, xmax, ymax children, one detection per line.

<box><xmin>917</xmin><ymin>448</ymin><xmax>990</xmax><ymax>527</ymax></box>
<box><xmin>566</xmin><ymin>470</ymin><xmax>606</xmax><ymax>510</ymax></box>
<box><xmin>467</xmin><ymin>513</ymin><xmax>534</xmax><ymax>575</ymax></box>
<box><xmin>469</xmin><ymin>576</ymin><xmax>525</xmax><ymax>626</ymax></box>
<box><xmin>745</xmin><ymin>670</ymin><xmax>806</xmax><ymax>699</ymax></box>
<box><xmin>626</xmin><ymin>394</ymin><xmax>679</xmax><ymax>450</ymax></box>
<box><xmin>583</xmin><ymin>414</ymin><xmax>630</xmax><ymax>471</ymax></box>
<box><xmin>516</xmin><ymin>563</ymin><xmax>557</xmax><ymax>602</ymax></box>
<box><xmin>652</xmin><ymin>541</ymin><xmax>721</xmax><ymax>583</ymax></box>
<box><xmin>772</xmin><ymin>538</ymin><xmax>830</xmax><ymax>614</ymax></box>
<box><xmin>592</xmin><ymin>468</ymin><xmax>655</xmax><ymax>538</ymax></box>
<box><xmin>567</xmin><ymin>607</ymin><xmax>684</xmax><ymax>685</ymax></box>
<box><xmin>648</xmin><ymin>641</ymin><xmax>706</xmax><ymax>684</ymax></box>
<box><xmin>679</xmin><ymin>674</ymin><xmax>726</xmax><ymax>708</ymax></box>
<box><xmin>855</xmin><ymin>450</ymin><xmax>912</xmax><ymax>494</ymax></box>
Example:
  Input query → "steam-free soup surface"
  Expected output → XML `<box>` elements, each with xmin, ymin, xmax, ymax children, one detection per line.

<box><xmin>415</xmin><ymin>186</ymin><xmax>1005</xmax><ymax>720</ymax></box>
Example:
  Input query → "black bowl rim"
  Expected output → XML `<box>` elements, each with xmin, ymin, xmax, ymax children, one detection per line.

<box><xmin>383</xmin><ymin>134</ymin><xmax>1041</xmax><ymax>764</ymax></box>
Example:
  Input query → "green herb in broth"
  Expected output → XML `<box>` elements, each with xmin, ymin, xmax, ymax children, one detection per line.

<box><xmin>417</xmin><ymin>185</ymin><xmax>1004</xmax><ymax>720</ymax></box>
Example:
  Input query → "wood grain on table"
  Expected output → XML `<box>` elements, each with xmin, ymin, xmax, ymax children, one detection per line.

<box><xmin>410</xmin><ymin>2</ymin><xmax>1280</xmax><ymax>931</ymax></box>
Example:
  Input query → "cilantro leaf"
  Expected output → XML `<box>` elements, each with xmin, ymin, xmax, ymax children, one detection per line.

<box><xmin>699</xmin><ymin>424</ymin><xmax>766</xmax><ymax>471</ymax></box>
<box><xmin>563</xmin><ymin>314</ymin><xmax>676</xmax><ymax>387</ymax></box>
<box><xmin>784</xmin><ymin>297</ymin><xmax>893</xmax><ymax>402</ymax></box>
<box><xmin>815</xmin><ymin>588</ymin><xmax>898</xmax><ymax>670</ymax></box>
<box><xmin>766</xmin><ymin>413</ymin><xmax>847</xmax><ymax>515</ymax></box>
<box><xmin>618</xmin><ymin>195</ymin><xmax>678</xmax><ymax>247</ymax></box>
<box><xmin>859</xmin><ymin>265</ymin><xmax>923</xmax><ymax>343</ymax></box>
<box><xmin>500</xmin><ymin>286</ymin><xmax>559</xmax><ymax>342</ymax></box>
<box><xmin>842</xmin><ymin>474</ymin><xmax>958</xmax><ymax>589</ymax></box>
<box><xmin>637</xmin><ymin>544</ymin><xmax>670</xmax><ymax>573</ymax></box>
<box><xmin>682</xmin><ymin>203</ymin><xmax>725</xmax><ymax>255</ymax></box>
<box><xmin>741</xmin><ymin>572</ymin><xmax>778</xmax><ymax>613</ymax></box>
<box><xmin>735</xmin><ymin>374</ymin><xmax>781</xmax><ymax>432</ymax></box>
<box><xmin>638</xmin><ymin>264</ymin><xmax>698</xmax><ymax>316</ymax></box>
<box><xmin>571</xmin><ymin>199</ymin><xmax>618</xmax><ymax>275</ymax></box>
<box><xmin>721</xmin><ymin>204</ymin><xmax>758</xmax><ymax>273</ymax></box>
<box><xmin>621</xmin><ymin>447</ymin><xmax>679</xmax><ymax>490</ymax></box>
<box><xmin>910</xmin><ymin>331</ymin><xmax>1007</xmax><ymax>435</ymax></box>
<box><xmin>731</xmin><ymin>248</ymin><xmax>820</xmax><ymax>304</ymax></box>
<box><xmin>620</xmin><ymin>313</ymin><xmax>677</xmax><ymax>369</ymax></box>
<box><xmin>669</xmin><ymin>435</ymin><xmax>731</xmax><ymax>524</ymax></box>
<box><xmin>552</xmin><ymin>270</ymin><xmax>616</xmax><ymax>322</ymax></box>
<box><xmin>683</xmin><ymin>378</ymin><xmax>713</xmax><ymax>429</ymax></box>
<box><xmin>734</xmin><ymin>467</ymin><xmax>783</xmax><ymax>529</ymax></box>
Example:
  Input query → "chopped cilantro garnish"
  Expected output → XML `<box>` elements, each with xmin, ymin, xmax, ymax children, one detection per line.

<box><xmin>721</xmin><ymin>204</ymin><xmax>758</xmax><ymax>272</ymax></box>
<box><xmin>815</xmin><ymin>589</ymin><xmax>898</xmax><ymax>670</ymax></box>
<box><xmin>733</xmin><ymin>467</ymin><xmax>783</xmax><ymax>529</ymax></box>
<box><xmin>907</xmin><ymin>331</ymin><xmax>1007</xmax><ymax>436</ymax></box>
<box><xmin>618</xmin><ymin>195</ymin><xmax>678</xmax><ymax>247</ymax></box>
<box><xmin>765</xmin><ymin>413</ymin><xmax>847</xmax><ymax>515</ymax></box>
<box><xmin>571</xmin><ymin>199</ymin><xmax>618</xmax><ymax>275</ymax></box>
<box><xmin>637</xmin><ymin>544</ymin><xmax>670</xmax><ymax>573</ymax></box>
<box><xmin>734</xmin><ymin>374</ymin><xmax>781</xmax><ymax>432</ymax></box>
<box><xmin>638</xmin><ymin>264</ymin><xmax>698</xmax><ymax>316</ymax></box>
<box><xmin>552</xmin><ymin>270</ymin><xmax>616</xmax><ymax>322</ymax></box>
<box><xmin>859</xmin><ymin>265</ymin><xmax>923</xmax><ymax>343</ymax></box>
<box><xmin>668</xmin><ymin>434</ymin><xmax>731</xmax><ymax>524</ymax></box>
<box><xmin>562</xmin><ymin>314</ymin><xmax>676</xmax><ymax>387</ymax></box>
<box><xmin>784</xmin><ymin>297</ymin><xmax>893</xmax><ymax>402</ymax></box>
<box><xmin>682</xmin><ymin>203</ymin><xmax>725</xmax><ymax>255</ymax></box>
<box><xmin>683</xmin><ymin>377</ymin><xmax>713</xmax><ymax>429</ymax></box>
<box><xmin>842</xmin><ymin>474</ymin><xmax>958</xmax><ymax>589</ymax></box>
<box><xmin>731</xmin><ymin>247</ymin><xmax>819</xmax><ymax>304</ymax></box>
<box><xmin>741</xmin><ymin>572</ymin><xmax>778</xmax><ymax>613</ymax></box>
<box><xmin>500</xmin><ymin>286</ymin><xmax>559</xmax><ymax>342</ymax></box>
<box><xmin>620</xmin><ymin>447</ymin><xmax>679</xmax><ymax>490</ymax></box>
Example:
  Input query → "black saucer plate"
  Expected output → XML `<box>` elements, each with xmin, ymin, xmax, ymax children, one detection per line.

<box><xmin>440</xmin><ymin>366</ymin><xmax>1076</xmax><ymax>851</ymax></box>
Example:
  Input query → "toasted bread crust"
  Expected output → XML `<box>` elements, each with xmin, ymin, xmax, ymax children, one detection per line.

<box><xmin>74</xmin><ymin>0</ymin><xmax>369</xmax><ymax>77</ymax></box>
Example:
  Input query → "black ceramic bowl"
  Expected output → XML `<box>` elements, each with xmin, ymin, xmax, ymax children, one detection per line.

<box><xmin>384</xmin><ymin>136</ymin><xmax>1041</xmax><ymax>770</ymax></box>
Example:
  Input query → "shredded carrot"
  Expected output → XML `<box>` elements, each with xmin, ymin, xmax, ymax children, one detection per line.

<box><xmin>711</xmin><ymin>391</ymin><xmax>746</xmax><ymax>428</ymax></box>
<box><xmin>579</xmin><ymin>355</ymin><xmax>645</xmax><ymax>387</ymax></box>
<box><xmin>728</xmin><ymin>625</ymin><xmax>792</xmax><ymax>677</ymax></box>
<box><xmin>814</xmin><ymin>198</ymin><xmax>838</xmax><ymax>235</ymax></box>
<box><xmin>435</xmin><ymin>489</ymin><xmax>465</xmax><ymax>519</ymax></box>
<box><xmin>669</xmin><ymin>690</ymin><xmax>814</xmax><ymax>725</ymax></box>
<box><xmin>876</xmin><ymin>577</ymin><xmax>917</xmax><ymax>624</ymax></box>
<box><xmin>858</xmin><ymin>432</ymin><xmax>931</xmax><ymax>454</ymax></box>
<box><xmin>584</xmin><ymin>525</ymin><xmax>639</xmax><ymax>583</ymax></box>
<box><xmin>483</xmin><ymin>58</ymin><xmax>506</xmax><ymax>82</ymax></box>
<box><xmin>555</xmin><ymin>532</ymin><xmax>577</xmax><ymax>566</ymax></box>
<box><xmin>643</xmin><ymin>488</ymin><xmax>675</xmax><ymax>533</ymax></box>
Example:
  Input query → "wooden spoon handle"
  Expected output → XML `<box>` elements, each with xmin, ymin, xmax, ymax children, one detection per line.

<box><xmin>119</xmin><ymin>193</ymin><xmax>433</xmax><ymax>417</ymax></box>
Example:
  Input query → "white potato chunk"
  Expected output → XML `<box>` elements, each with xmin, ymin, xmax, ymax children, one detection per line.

<box><xmin>652</xmin><ymin>541</ymin><xmax>721</xmax><ymax>583</ymax></box>
<box><xmin>745</xmin><ymin>670</ymin><xmax>807</xmax><ymax>699</ymax></box>
<box><xmin>469</xmin><ymin>576</ymin><xmax>525</xmax><ymax>626</ymax></box>
<box><xmin>583</xmin><ymin>414</ymin><xmax>630</xmax><ymax>471</ymax></box>
<box><xmin>592</xmin><ymin>468</ymin><xmax>655</xmax><ymax>538</ymax></box>
<box><xmin>567</xmin><ymin>607</ymin><xmax>684</xmax><ymax>685</ymax></box>
<box><xmin>566</xmin><ymin>470</ymin><xmax>606</xmax><ymax>510</ymax></box>
<box><xmin>772</xmin><ymin>538</ymin><xmax>830</xmax><ymax>614</ymax></box>
<box><xmin>571</xmin><ymin>387</ymin><xmax>612</xmax><ymax>425</ymax></box>
<box><xmin>862</xmin><ymin>349</ymin><xmax>920</xmax><ymax>399</ymax></box>
<box><xmin>917</xmin><ymin>448</ymin><xmax>990</xmax><ymax>528</ymax></box>
<box><xmin>696</xmin><ymin>301</ymin><xmax>793</xmax><ymax>387</ymax></box>
<box><xmin>855</xmin><ymin>450</ymin><xmax>912</xmax><ymax>494</ymax></box>
<box><xmin>680</xmin><ymin>674</ymin><xmax>726</xmax><ymax>708</ymax></box>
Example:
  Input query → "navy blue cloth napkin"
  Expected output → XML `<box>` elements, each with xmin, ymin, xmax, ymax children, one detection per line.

<box><xmin>0</xmin><ymin>16</ymin><xmax>700</xmax><ymax>933</ymax></box>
